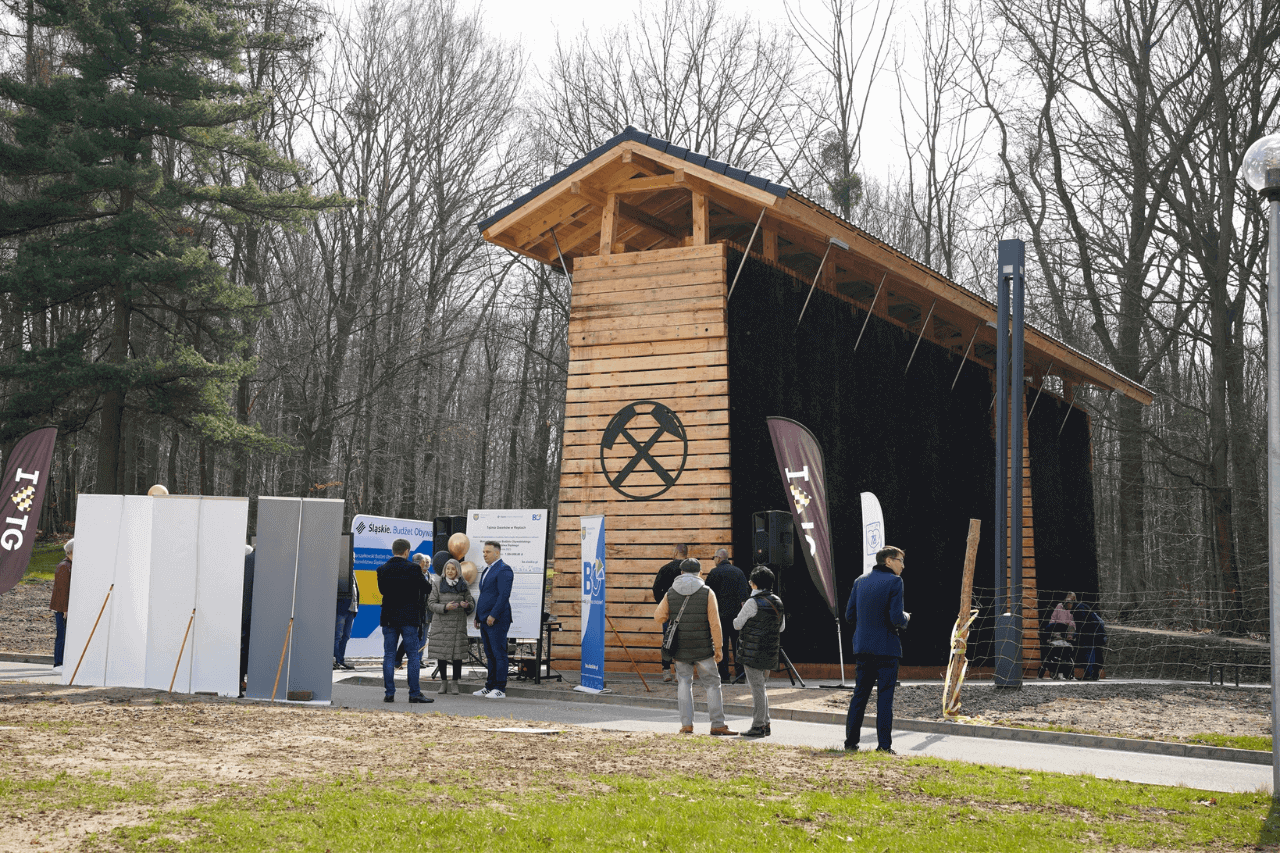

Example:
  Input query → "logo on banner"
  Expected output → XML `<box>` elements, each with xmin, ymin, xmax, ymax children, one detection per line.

<box><xmin>10</xmin><ymin>485</ymin><xmax>35</xmax><ymax>512</ymax></box>
<box><xmin>354</xmin><ymin>520</ymin><xmax>367</xmax><ymax>534</ymax></box>
<box><xmin>590</xmin><ymin>558</ymin><xmax>605</xmax><ymax>598</ymax></box>
<box><xmin>599</xmin><ymin>400</ymin><xmax>688</xmax><ymax>501</ymax></box>
<box><xmin>865</xmin><ymin>522</ymin><xmax>883</xmax><ymax>554</ymax></box>
<box><xmin>788</xmin><ymin>483</ymin><xmax>811</xmax><ymax>512</ymax></box>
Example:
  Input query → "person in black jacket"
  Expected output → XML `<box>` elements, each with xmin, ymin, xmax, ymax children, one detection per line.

<box><xmin>707</xmin><ymin>548</ymin><xmax>750</xmax><ymax>683</ymax></box>
<box><xmin>376</xmin><ymin>539</ymin><xmax>432</xmax><ymax>704</ymax></box>
<box><xmin>651</xmin><ymin>543</ymin><xmax>687</xmax><ymax>683</ymax></box>
<box><xmin>733</xmin><ymin>566</ymin><xmax>785</xmax><ymax>738</ymax></box>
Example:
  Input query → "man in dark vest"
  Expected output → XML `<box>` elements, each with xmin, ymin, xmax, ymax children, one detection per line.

<box><xmin>706</xmin><ymin>548</ymin><xmax>750</xmax><ymax>683</ymax></box>
<box><xmin>733</xmin><ymin>566</ymin><xmax>785</xmax><ymax>738</ymax></box>
<box><xmin>376</xmin><ymin>538</ymin><xmax>432</xmax><ymax>704</ymax></box>
<box><xmin>653</xmin><ymin>558</ymin><xmax>735</xmax><ymax>736</ymax></box>
<box><xmin>651</xmin><ymin>543</ymin><xmax>687</xmax><ymax>682</ymax></box>
<box><xmin>844</xmin><ymin>546</ymin><xmax>910</xmax><ymax>753</ymax></box>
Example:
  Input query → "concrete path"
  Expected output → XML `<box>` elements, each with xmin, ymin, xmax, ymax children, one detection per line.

<box><xmin>1</xmin><ymin>659</ymin><xmax>1268</xmax><ymax>794</ymax></box>
<box><xmin>321</xmin><ymin>677</ymin><xmax>1269</xmax><ymax>794</ymax></box>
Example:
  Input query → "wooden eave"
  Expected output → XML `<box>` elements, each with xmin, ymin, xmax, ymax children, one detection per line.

<box><xmin>481</xmin><ymin>137</ymin><xmax>1153</xmax><ymax>407</ymax></box>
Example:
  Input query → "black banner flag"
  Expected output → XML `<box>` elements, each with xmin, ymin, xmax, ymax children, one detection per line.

<box><xmin>0</xmin><ymin>427</ymin><xmax>57</xmax><ymax>595</ymax></box>
<box><xmin>765</xmin><ymin>417</ymin><xmax>837</xmax><ymax>616</ymax></box>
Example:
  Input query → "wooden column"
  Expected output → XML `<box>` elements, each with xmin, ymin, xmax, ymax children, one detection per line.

<box><xmin>551</xmin><ymin>243</ymin><xmax>733</xmax><ymax>675</ymax></box>
<box><xmin>691</xmin><ymin>192</ymin><xmax>708</xmax><ymax>246</ymax></box>
<box><xmin>599</xmin><ymin>192</ymin><xmax>619</xmax><ymax>256</ymax></box>
<box><xmin>762</xmin><ymin>229</ymin><xmax>778</xmax><ymax>264</ymax></box>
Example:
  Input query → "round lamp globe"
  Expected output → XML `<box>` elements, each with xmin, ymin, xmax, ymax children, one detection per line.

<box><xmin>1241</xmin><ymin>132</ymin><xmax>1280</xmax><ymax>192</ymax></box>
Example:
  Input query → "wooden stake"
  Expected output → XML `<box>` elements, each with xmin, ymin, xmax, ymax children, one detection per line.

<box><xmin>70</xmin><ymin>583</ymin><xmax>113</xmax><ymax>686</ymax></box>
<box><xmin>271</xmin><ymin>616</ymin><xmax>294</xmax><ymax>701</ymax></box>
<box><xmin>168</xmin><ymin>608</ymin><xmax>196</xmax><ymax>693</ymax></box>
<box><xmin>943</xmin><ymin>520</ymin><xmax>981</xmax><ymax>718</ymax></box>
<box><xmin>605</xmin><ymin>614</ymin><xmax>651</xmax><ymax>692</ymax></box>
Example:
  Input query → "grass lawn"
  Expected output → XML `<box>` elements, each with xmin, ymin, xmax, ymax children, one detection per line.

<box><xmin>21</xmin><ymin>540</ymin><xmax>66</xmax><ymax>582</ymax></box>
<box><xmin>0</xmin><ymin>696</ymin><xmax>1274</xmax><ymax>852</ymax></box>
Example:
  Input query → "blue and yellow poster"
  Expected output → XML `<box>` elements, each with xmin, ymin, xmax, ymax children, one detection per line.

<box><xmin>347</xmin><ymin>514</ymin><xmax>433</xmax><ymax>657</ymax></box>
<box><xmin>577</xmin><ymin>515</ymin><xmax>606</xmax><ymax>693</ymax></box>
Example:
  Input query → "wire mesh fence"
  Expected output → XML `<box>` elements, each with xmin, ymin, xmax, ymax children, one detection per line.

<box><xmin>957</xmin><ymin>584</ymin><xmax>1270</xmax><ymax>684</ymax></box>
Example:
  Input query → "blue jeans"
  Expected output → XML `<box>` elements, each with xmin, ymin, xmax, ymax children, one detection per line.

<box><xmin>845</xmin><ymin>655</ymin><xmax>899</xmax><ymax>750</ymax></box>
<box><xmin>334</xmin><ymin>599</ymin><xmax>355</xmax><ymax>663</ymax></box>
<box><xmin>383</xmin><ymin>625</ymin><xmax>423</xmax><ymax>698</ymax></box>
<box><xmin>480</xmin><ymin>622</ymin><xmax>509</xmax><ymax>691</ymax></box>
<box><xmin>53</xmin><ymin>611</ymin><xmax>66</xmax><ymax>667</ymax></box>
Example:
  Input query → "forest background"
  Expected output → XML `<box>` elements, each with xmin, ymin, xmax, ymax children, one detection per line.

<box><xmin>1</xmin><ymin>0</ymin><xmax>1277</xmax><ymax>635</ymax></box>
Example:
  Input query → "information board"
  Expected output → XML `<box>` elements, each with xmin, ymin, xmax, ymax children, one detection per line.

<box><xmin>463</xmin><ymin>509</ymin><xmax>547</xmax><ymax>641</ymax></box>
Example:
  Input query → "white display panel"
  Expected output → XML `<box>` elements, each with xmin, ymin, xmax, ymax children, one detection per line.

<box><xmin>104</xmin><ymin>495</ymin><xmax>152</xmax><ymax>688</ymax></box>
<box><xmin>144</xmin><ymin>497</ymin><xmax>200</xmax><ymax>691</ymax></box>
<box><xmin>190</xmin><ymin>498</ymin><xmax>250</xmax><ymax>695</ymax></box>
<box><xmin>62</xmin><ymin>494</ymin><xmax>125</xmax><ymax>686</ymax></box>
<box><xmin>464</xmin><ymin>509</ymin><xmax>548</xmax><ymax>641</ymax></box>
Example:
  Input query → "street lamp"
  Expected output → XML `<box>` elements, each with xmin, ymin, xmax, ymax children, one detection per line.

<box><xmin>1241</xmin><ymin>131</ymin><xmax>1280</xmax><ymax>797</ymax></box>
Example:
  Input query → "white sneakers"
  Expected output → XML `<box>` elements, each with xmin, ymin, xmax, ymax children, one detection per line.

<box><xmin>486</xmin><ymin>689</ymin><xmax>506</xmax><ymax>699</ymax></box>
<box><xmin>473</xmin><ymin>687</ymin><xmax>490</xmax><ymax>696</ymax></box>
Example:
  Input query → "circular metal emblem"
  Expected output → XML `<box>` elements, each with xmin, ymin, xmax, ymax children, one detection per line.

<box><xmin>599</xmin><ymin>400</ymin><xmax>688</xmax><ymax>501</ymax></box>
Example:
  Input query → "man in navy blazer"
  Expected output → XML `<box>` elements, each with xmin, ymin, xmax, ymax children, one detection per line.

<box><xmin>843</xmin><ymin>546</ymin><xmax>911</xmax><ymax>753</ymax></box>
<box><xmin>473</xmin><ymin>540</ymin><xmax>514</xmax><ymax>698</ymax></box>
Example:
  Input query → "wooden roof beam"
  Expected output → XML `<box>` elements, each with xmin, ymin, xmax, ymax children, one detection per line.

<box><xmin>572</xmin><ymin>181</ymin><xmax>685</xmax><ymax>242</ymax></box>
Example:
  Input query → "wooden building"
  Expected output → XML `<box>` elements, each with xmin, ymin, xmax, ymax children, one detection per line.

<box><xmin>479</xmin><ymin>128</ymin><xmax>1151</xmax><ymax>678</ymax></box>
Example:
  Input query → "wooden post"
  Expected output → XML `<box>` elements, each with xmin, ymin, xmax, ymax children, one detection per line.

<box><xmin>605</xmin><ymin>614</ymin><xmax>651</xmax><ymax>692</ymax></box>
<box><xmin>763</xmin><ymin>229</ymin><xmax>778</xmax><ymax>263</ymax></box>
<box><xmin>168</xmin><ymin>608</ymin><xmax>196</xmax><ymax>693</ymax></box>
<box><xmin>599</xmin><ymin>192</ymin><xmax>619</xmax><ymax>256</ymax></box>
<box><xmin>692</xmin><ymin>192</ymin><xmax>708</xmax><ymax>245</ymax></box>
<box><xmin>943</xmin><ymin>520</ymin><xmax>981</xmax><ymax>718</ymax></box>
<box><xmin>69</xmin><ymin>583</ymin><xmax>114</xmax><ymax>685</ymax></box>
<box><xmin>271</xmin><ymin>616</ymin><xmax>294</xmax><ymax>701</ymax></box>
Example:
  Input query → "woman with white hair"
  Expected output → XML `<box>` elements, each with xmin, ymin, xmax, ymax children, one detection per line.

<box><xmin>49</xmin><ymin>539</ymin><xmax>73</xmax><ymax>672</ymax></box>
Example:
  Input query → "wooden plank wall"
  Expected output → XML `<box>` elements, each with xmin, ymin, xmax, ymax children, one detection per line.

<box><xmin>552</xmin><ymin>243</ymin><xmax>732</xmax><ymax>674</ymax></box>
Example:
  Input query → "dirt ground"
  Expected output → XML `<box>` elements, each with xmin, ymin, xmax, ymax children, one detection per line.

<box><xmin>0</xmin><ymin>681</ymin><xmax>918</xmax><ymax>851</ymax></box>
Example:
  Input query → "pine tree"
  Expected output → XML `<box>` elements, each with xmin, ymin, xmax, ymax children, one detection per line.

<box><xmin>0</xmin><ymin>0</ymin><xmax>340</xmax><ymax>491</ymax></box>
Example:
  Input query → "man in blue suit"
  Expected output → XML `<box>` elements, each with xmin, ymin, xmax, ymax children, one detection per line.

<box><xmin>844</xmin><ymin>546</ymin><xmax>911</xmax><ymax>753</ymax></box>
<box><xmin>473</xmin><ymin>540</ymin><xmax>514</xmax><ymax>699</ymax></box>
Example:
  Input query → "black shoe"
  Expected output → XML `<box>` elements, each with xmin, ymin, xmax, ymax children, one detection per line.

<box><xmin>383</xmin><ymin>695</ymin><xmax>395</xmax><ymax>703</ymax></box>
<box><xmin>763</xmin><ymin>724</ymin><xmax>771</xmax><ymax>736</ymax></box>
<box><xmin>876</xmin><ymin>747</ymin><xmax>897</xmax><ymax>755</ymax></box>
<box><xmin>742</xmin><ymin>726</ymin><xmax>767</xmax><ymax>738</ymax></box>
<box><xmin>338</xmin><ymin>661</ymin><xmax>355</xmax><ymax>671</ymax></box>
<box><xmin>844</xmin><ymin>745</ymin><xmax>859</xmax><ymax>753</ymax></box>
<box><xmin>408</xmin><ymin>695</ymin><xmax>433</xmax><ymax>704</ymax></box>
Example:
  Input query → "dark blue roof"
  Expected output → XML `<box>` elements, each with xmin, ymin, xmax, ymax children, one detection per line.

<box><xmin>477</xmin><ymin>126</ymin><xmax>791</xmax><ymax>232</ymax></box>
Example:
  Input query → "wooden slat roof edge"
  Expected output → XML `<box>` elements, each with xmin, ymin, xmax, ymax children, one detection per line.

<box><xmin>479</xmin><ymin>127</ymin><xmax>1154</xmax><ymax>407</ymax></box>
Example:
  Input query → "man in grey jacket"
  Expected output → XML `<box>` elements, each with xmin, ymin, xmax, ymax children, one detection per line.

<box><xmin>653</xmin><ymin>558</ymin><xmax>736</xmax><ymax>736</ymax></box>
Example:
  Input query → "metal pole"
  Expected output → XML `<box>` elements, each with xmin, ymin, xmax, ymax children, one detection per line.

<box><xmin>1010</xmin><ymin>242</ymin><xmax>1025</xmax><ymax>683</ymax></box>
<box><xmin>995</xmin><ymin>261</ymin><xmax>1009</xmax><ymax>617</ymax></box>
<box><xmin>1266</xmin><ymin>188</ymin><xmax>1280</xmax><ymax>796</ymax></box>
<box><xmin>903</xmin><ymin>300</ymin><xmax>937</xmax><ymax>376</ymax></box>
<box><xmin>727</xmin><ymin>208</ymin><xmax>767</xmax><ymax>302</ymax></box>
<box><xmin>1028</xmin><ymin>362</ymin><xmax>1055</xmax><ymax>418</ymax></box>
<box><xmin>797</xmin><ymin>240</ymin><xmax>838</xmax><ymax>326</ymax></box>
<box><xmin>951</xmin><ymin>325</ymin><xmax>981</xmax><ymax>392</ymax></box>
<box><xmin>853</xmin><ymin>272</ymin><xmax>889</xmax><ymax>351</ymax></box>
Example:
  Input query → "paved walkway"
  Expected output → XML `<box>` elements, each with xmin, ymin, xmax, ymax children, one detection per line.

<box><xmin>0</xmin><ymin>658</ymin><xmax>1269</xmax><ymax>794</ymax></box>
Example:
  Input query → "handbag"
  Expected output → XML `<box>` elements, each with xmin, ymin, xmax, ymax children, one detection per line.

<box><xmin>663</xmin><ymin>591</ymin><xmax>694</xmax><ymax>651</ymax></box>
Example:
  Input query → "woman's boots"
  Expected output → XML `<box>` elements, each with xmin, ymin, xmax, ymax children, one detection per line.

<box><xmin>448</xmin><ymin>680</ymin><xmax>460</xmax><ymax>695</ymax></box>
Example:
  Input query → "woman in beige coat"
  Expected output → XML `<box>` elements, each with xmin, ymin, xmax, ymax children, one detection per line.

<box><xmin>427</xmin><ymin>559</ymin><xmax>474</xmax><ymax>694</ymax></box>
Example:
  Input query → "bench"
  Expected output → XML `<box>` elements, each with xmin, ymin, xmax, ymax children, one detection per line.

<box><xmin>1208</xmin><ymin>661</ymin><xmax>1270</xmax><ymax>687</ymax></box>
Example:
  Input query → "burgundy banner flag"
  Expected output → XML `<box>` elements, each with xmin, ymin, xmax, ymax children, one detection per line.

<box><xmin>766</xmin><ymin>417</ymin><xmax>837</xmax><ymax>616</ymax></box>
<box><xmin>0</xmin><ymin>427</ymin><xmax>57</xmax><ymax>596</ymax></box>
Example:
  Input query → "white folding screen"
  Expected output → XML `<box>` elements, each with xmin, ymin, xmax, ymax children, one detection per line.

<box><xmin>64</xmin><ymin>494</ymin><xmax>249</xmax><ymax>696</ymax></box>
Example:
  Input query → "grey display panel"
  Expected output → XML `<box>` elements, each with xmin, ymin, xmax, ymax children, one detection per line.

<box><xmin>246</xmin><ymin>497</ymin><xmax>342</xmax><ymax>702</ymax></box>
